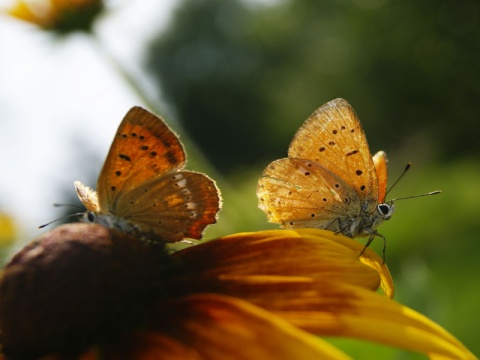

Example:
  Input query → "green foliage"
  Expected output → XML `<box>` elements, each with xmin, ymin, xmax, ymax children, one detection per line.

<box><xmin>384</xmin><ymin>160</ymin><xmax>480</xmax><ymax>356</ymax></box>
<box><xmin>325</xmin><ymin>336</ymin><xmax>428</xmax><ymax>360</ymax></box>
<box><xmin>50</xmin><ymin>2</ymin><xmax>104</xmax><ymax>35</ymax></box>
<box><xmin>147</xmin><ymin>0</ymin><xmax>480</xmax><ymax>173</ymax></box>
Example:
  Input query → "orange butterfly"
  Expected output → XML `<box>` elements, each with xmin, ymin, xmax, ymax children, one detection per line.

<box><xmin>257</xmin><ymin>98</ymin><xmax>422</xmax><ymax>259</ymax></box>
<box><xmin>75</xmin><ymin>107</ymin><xmax>221</xmax><ymax>242</ymax></box>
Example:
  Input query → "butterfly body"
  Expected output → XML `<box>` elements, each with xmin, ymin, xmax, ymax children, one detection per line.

<box><xmin>75</xmin><ymin>107</ymin><xmax>221</xmax><ymax>243</ymax></box>
<box><xmin>337</xmin><ymin>200</ymin><xmax>394</xmax><ymax>239</ymax></box>
<box><xmin>257</xmin><ymin>98</ymin><xmax>393</xmax><ymax>244</ymax></box>
<box><xmin>84</xmin><ymin>210</ymin><xmax>136</xmax><ymax>235</ymax></box>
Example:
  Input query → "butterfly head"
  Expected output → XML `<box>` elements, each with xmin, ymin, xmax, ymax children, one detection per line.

<box><xmin>363</xmin><ymin>201</ymin><xmax>396</xmax><ymax>237</ymax></box>
<box><xmin>82</xmin><ymin>211</ymin><xmax>138</xmax><ymax>235</ymax></box>
<box><xmin>353</xmin><ymin>200</ymin><xmax>395</xmax><ymax>239</ymax></box>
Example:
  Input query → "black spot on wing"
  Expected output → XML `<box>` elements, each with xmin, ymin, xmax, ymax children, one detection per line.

<box><xmin>119</xmin><ymin>154</ymin><xmax>131</xmax><ymax>162</ymax></box>
<box><xmin>166</xmin><ymin>151</ymin><xmax>178</xmax><ymax>164</ymax></box>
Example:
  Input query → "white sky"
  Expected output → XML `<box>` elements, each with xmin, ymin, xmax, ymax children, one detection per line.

<box><xmin>0</xmin><ymin>0</ymin><xmax>179</xmax><ymax>239</ymax></box>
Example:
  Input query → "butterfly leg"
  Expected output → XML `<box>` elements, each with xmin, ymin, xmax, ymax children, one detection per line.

<box><xmin>331</xmin><ymin>217</ymin><xmax>357</xmax><ymax>239</ymax></box>
<box><xmin>328</xmin><ymin>217</ymin><xmax>347</xmax><ymax>235</ymax></box>
<box><xmin>359</xmin><ymin>230</ymin><xmax>386</xmax><ymax>264</ymax></box>
<box><xmin>126</xmin><ymin>224</ymin><xmax>139</xmax><ymax>234</ymax></box>
<box><xmin>328</xmin><ymin>218</ymin><xmax>341</xmax><ymax>233</ymax></box>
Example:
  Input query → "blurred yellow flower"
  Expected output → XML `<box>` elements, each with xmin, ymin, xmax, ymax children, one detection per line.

<box><xmin>6</xmin><ymin>0</ymin><xmax>104</xmax><ymax>33</ymax></box>
<box><xmin>0</xmin><ymin>212</ymin><xmax>16</xmax><ymax>247</ymax></box>
<box><xmin>0</xmin><ymin>225</ymin><xmax>475</xmax><ymax>359</ymax></box>
<box><xmin>0</xmin><ymin>212</ymin><xmax>16</xmax><ymax>266</ymax></box>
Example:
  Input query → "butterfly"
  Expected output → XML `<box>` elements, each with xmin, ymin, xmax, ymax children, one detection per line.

<box><xmin>257</xmin><ymin>98</ymin><xmax>396</xmax><ymax>258</ymax></box>
<box><xmin>74</xmin><ymin>106</ymin><xmax>222</xmax><ymax>243</ymax></box>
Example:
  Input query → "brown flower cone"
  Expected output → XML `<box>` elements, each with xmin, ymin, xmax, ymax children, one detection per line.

<box><xmin>0</xmin><ymin>223</ymin><xmax>168</xmax><ymax>359</ymax></box>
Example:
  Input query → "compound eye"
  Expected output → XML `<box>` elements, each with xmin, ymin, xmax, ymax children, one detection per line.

<box><xmin>378</xmin><ymin>204</ymin><xmax>390</xmax><ymax>215</ymax></box>
<box><xmin>86</xmin><ymin>211</ymin><xmax>96</xmax><ymax>222</ymax></box>
<box><xmin>377</xmin><ymin>203</ymin><xmax>394</xmax><ymax>219</ymax></box>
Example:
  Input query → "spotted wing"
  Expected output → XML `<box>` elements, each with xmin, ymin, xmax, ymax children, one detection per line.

<box><xmin>372</xmin><ymin>151</ymin><xmax>388</xmax><ymax>203</ymax></box>
<box><xmin>113</xmin><ymin>171</ymin><xmax>221</xmax><ymax>242</ymax></box>
<box><xmin>257</xmin><ymin>158</ymin><xmax>360</xmax><ymax>230</ymax></box>
<box><xmin>288</xmin><ymin>98</ymin><xmax>379</xmax><ymax>207</ymax></box>
<box><xmin>96</xmin><ymin>107</ymin><xmax>186</xmax><ymax>213</ymax></box>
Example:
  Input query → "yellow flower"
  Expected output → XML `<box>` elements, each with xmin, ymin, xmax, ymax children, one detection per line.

<box><xmin>0</xmin><ymin>224</ymin><xmax>475</xmax><ymax>359</ymax></box>
<box><xmin>0</xmin><ymin>212</ymin><xmax>16</xmax><ymax>248</ymax></box>
<box><xmin>5</xmin><ymin>0</ymin><xmax>104</xmax><ymax>33</ymax></box>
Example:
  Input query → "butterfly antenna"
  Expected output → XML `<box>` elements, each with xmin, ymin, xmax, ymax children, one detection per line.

<box><xmin>53</xmin><ymin>203</ymin><xmax>84</xmax><ymax>210</ymax></box>
<box><xmin>38</xmin><ymin>211</ymin><xmax>84</xmax><ymax>229</ymax></box>
<box><xmin>389</xmin><ymin>190</ymin><xmax>441</xmax><ymax>202</ymax></box>
<box><xmin>384</xmin><ymin>162</ymin><xmax>441</xmax><ymax>202</ymax></box>
<box><xmin>385</xmin><ymin>162</ymin><xmax>411</xmax><ymax>198</ymax></box>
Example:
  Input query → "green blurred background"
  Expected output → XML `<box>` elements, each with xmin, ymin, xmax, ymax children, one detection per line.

<box><xmin>1</xmin><ymin>0</ymin><xmax>479</xmax><ymax>358</ymax></box>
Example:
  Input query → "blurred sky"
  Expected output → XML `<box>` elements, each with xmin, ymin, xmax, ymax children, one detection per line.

<box><xmin>0</xmin><ymin>0</ymin><xmax>180</xmax><ymax>239</ymax></box>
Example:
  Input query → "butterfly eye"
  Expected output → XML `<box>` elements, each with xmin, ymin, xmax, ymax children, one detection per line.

<box><xmin>86</xmin><ymin>212</ymin><xmax>96</xmax><ymax>223</ymax></box>
<box><xmin>377</xmin><ymin>203</ymin><xmax>395</xmax><ymax>220</ymax></box>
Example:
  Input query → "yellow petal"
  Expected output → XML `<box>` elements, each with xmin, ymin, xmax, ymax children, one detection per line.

<box><xmin>5</xmin><ymin>0</ymin><xmax>103</xmax><ymax>33</ymax></box>
<box><xmin>6</xmin><ymin>1</ymin><xmax>52</xmax><ymax>27</ymax></box>
<box><xmin>359</xmin><ymin>252</ymin><xmax>394</xmax><ymax>298</ymax></box>
<box><xmin>167</xmin><ymin>229</ymin><xmax>395</xmax><ymax>332</ymax></box>
<box><xmin>300</xmin><ymin>229</ymin><xmax>394</xmax><ymax>298</ymax></box>
<box><xmin>141</xmin><ymin>293</ymin><xmax>352</xmax><ymax>360</ymax></box>
<box><xmin>275</xmin><ymin>284</ymin><xmax>476</xmax><ymax>360</ymax></box>
<box><xmin>166</xmin><ymin>230</ymin><xmax>475</xmax><ymax>358</ymax></box>
<box><xmin>80</xmin><ymin>294</ymin><xmax>353</xmax><ymax>359</ymax></box>
<box><xmin>170</xmin><ymin>229</ymin><xmax>389</xmax><ymax>294</ymax></box>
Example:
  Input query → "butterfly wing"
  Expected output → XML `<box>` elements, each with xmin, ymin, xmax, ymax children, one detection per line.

<box><xmin>96</xmin><ymin>107</ymin><xmax>186</xmax><ymax>212</ymax></box>
<box><xmin>288</xmin><ymin>98</ymin><xmax>379</xmax><ymax>210</ymax></box>
<box><xmin>372</xmin><ymin>151</ymin><xmax>388</xmax><ymax>203</ymax></box>
<box><xmin>113</xmin><ymin>171</ymin><xmax>221</xmax><ymax>242</ymax></box>
<box><xmin>257</xmin><ymin>158</ymin><xmax>360</xmax><ymax>230</ymax></box>
<box><xmin>74</xmin><ymin>181</ymin><xmax>100</xmax><ymax>212</ymax></box>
